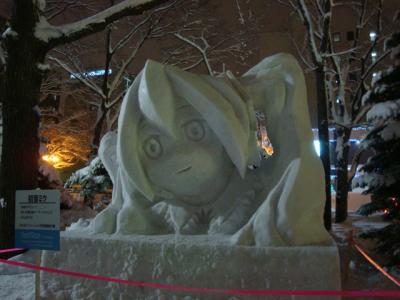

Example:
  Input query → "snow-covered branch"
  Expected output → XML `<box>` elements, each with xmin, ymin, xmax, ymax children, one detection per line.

<box><xmin>174</xmin><ymin>32</ymin><xmax>213</xmax><ymax>75</ymax></box>
<box><xmin>108</xmin><ymin>34</ymin><xmax>148</xmax><ymax>99</ymax></box>
<box><xmin>295</xmin><ymin>0</ymin><xmax>322</xmax><ymax>64</ymax></box>
<box><xmin>37</xmin><ymin>0</ymin><xmax>169</xmax><ymax>48</ymax></box>
<box><xmin>110</xmin><ymin>0</ymin><xmax>179</xmax><ymax>54</ymax></box>
<box><xmin>48</xmin><ymin>55</ymin><xmax>105</xmax><ymax>98</ymax></box>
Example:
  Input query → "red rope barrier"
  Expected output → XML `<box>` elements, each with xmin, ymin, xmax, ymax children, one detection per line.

<box><xmin>1</xmin><ymin>250</ymin><xmax>400</xmax><ymax>298</ymax></box>
<box><xmin>0</xmin><ymin>248</ymin><xmax>24</xmax><ymax>254</ymax></box>
<box><xmin>351</xmin><ymin>239</ymin><xmax>400</xmax><ymax>287</ymax></box>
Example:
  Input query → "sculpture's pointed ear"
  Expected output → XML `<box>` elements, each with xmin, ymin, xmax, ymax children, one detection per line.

<box><xmin>118</xmin><ymin>71</ymin><xmax>155</xmax><ymax>201</ymax></box>
<box><xmin>138</xmin><ymin>60</ymin><xmax>176</xmax><ymax>138</ymax></box>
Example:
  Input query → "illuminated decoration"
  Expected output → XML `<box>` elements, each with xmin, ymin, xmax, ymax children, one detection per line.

<box><xmin>255</xmin><ymin>110</ymin><xmax>274</xmax><ymax>157</ymax></box>
<box><xmin>70</xmin><ymin>68</ymin><xmax>112</xmax><ymax>80</ymax></box>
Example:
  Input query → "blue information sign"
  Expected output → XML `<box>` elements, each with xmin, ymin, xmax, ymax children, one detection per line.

<box><xmin>15</xmin><ymin>190</ymin><xmax>60</xmax><ymax>251</ymax></box>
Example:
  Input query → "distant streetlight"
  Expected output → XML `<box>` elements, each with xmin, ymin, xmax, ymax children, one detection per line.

<box><xmin>369</xmin><ymin>31</ymin><xmax>377</xmax><ymax>42</ymax></box>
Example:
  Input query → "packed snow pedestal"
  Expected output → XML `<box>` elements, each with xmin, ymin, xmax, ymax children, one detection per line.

<box><xmin>39</xmin><ymin>232</ymin><xmax>341</xmax><ymax>300</ymax></box>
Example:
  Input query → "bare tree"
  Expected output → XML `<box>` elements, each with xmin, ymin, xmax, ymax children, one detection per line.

<box><xmin>279</xmin><ymin>0</ymin><xmax>396</xmax><ymax>223</ymax></box>
<box><xmin>163</xmin><ymin>0</ymin><xmax>260</xmax><ymax>76</ymax></box>
<box><xmin>46</xmin><ymin>0</ymin><xmax>260</xmax><ymax>156</ymax></box>
<box><xmin>49</xmin><ymin>0</ymin><xmax>181</xmax><ymax>154</ymax></box>
<box><xmin>0</xmin><ymin>0</ymin><xmax>169</xmax><ymax>249</ymax></box>
<box><xmin>277</xmin><ymin>0</ymin><xmax>333</xmax><ymax>229</ymax></box>
<box><xmin>39</xmin><ymin>68</ymin><xmax>94</xmax><ymax>168</ymax></box>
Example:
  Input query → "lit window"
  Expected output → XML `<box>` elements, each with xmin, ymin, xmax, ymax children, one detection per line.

<box><xmin>70</xmin><ymin>68</ymin><xmax>112</xmax><ymax>79</ymax></box>
<box><xmin>371</xmin><ymin>51</ymin><xmax>377</xmax><ymax>57</ymax></box>
<box><xmin>333</xmin><ymin>32</ymin><xmax>341</xmax><ymax>42</ymax></box>
<box><xmin>369</xmin><ymin>31</ymin><xmax>377</xmax><ymax>42</ymax></box>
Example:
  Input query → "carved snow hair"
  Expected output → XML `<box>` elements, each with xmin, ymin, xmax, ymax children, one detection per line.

<box><xmin>118</xmin><ymin>60</ymin><xmax>260</xmax><ymax>200</ymax></box>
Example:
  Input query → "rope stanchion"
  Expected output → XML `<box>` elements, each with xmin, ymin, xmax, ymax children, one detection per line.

<box><xmin>1</xmin><ymin>250</ymin><xmax>400</xmax><ymax>298</ymax></box>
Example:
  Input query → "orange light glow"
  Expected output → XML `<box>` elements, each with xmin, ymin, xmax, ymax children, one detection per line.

<box><xmin>264</xmin><ymin>145</ymin><xmax>274</xmax><ymax>156</ymax></box>
<box><xmin>42</xmin><ymin>154</ymin><xmax>61</xmax><ymax>165</ymax></box>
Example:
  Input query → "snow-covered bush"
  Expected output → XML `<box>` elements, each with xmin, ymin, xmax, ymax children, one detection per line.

<box><xmin>38</xmin><ymin>159</ymin><xmax>73</xmax><ymax>209</ymax></box>
<box><xmin>65</xmin><ymin>157</ymin><xmax>112</xmax><ymax>203</ymax></box>
<box><xmin>354</xmin><ymin>27</ymin><xmax>400</xmax><ymax>266</ymax></box>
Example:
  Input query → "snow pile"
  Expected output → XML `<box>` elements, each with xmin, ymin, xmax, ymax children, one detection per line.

<box><xmin>353</xmin><ymin>172</ymin><xmax>396</xmax><ymax>189</ymax></box>
<box><xmin>0</xmin><ymin>251</ymin><xmax>37</xmax><ymax>300</ymax></box>
<box><xmin>34</xmin><ymin>16</ymin><xmax>62</xmax><ymax>43</ymax></box>
<box><xmin>39</xmin><ymin>159</ymin><xmax>61</xmax><ymax>184</ymax></box>
<box><xmin>36</xmin><ymin>63</ymin><xmax>50</xmax><ymax>71</ymax></box>
<box><xmin>379</xmin><ymin>121</ymin><xmax>400</xmax><ymax>141</ymax></box>
<box><xmin>0</xmin><ymin>273</ymin><xmax>34</xmax><ymax>300</ymax></box>
<box><xmin>367</xmin><ymin>99</ymin><xmax>400</xmax><ymax>122</ymax></box>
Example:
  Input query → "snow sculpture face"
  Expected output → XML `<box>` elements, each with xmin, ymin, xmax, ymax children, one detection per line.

<box><xmin>116</xmin><ymin>59</ymin><xmax>262</xmax><ymax>206</ymax></box>
<box><xmin>138</xmin><ymin>99</ymin><xmax>235</xmax><ymax>206</ymax></box>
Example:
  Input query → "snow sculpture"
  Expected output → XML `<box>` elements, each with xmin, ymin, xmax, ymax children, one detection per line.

<box><xmin>78</xmin><ymin>53</ymin><xmax>332</xmax><ymax>246</ymax></box>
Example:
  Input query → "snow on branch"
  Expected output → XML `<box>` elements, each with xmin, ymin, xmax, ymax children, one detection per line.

<box><xmin>48</xmin><ymin>55</ymin><xmax>105</xmax><ymax>98</ymax></box>
<box><xmin>111</xmin><ymin>0</ymin><xmax>179</xmax><ymax>53</ymax></box>
<box><xmin>174</xmin><ymin>32</ymin><xmax>213</xmax><ymax>75</ymax></box>
<box><xmin>295</xmin><ymin>0</ymin><xmax>322</xmax><ymax>64</ymax></box>
<box><xmin>37</xmin><ymin>0</ymin><xmax>168</xmax><ymax>48</ymax></box>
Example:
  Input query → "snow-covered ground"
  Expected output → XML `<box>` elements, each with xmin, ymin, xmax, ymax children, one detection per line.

<box><xmin>0</xmin><ymin>251</ymin><xmax>36</xmax><ymax>300</ymax></box>
<box><xmin>1</xmin><ymin>210</ymin><xmax>398</xmax><ymax>300</ymax></box>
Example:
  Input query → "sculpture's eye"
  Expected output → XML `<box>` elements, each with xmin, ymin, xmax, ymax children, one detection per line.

<box><xmin>184</xmin><ymin>120</ymin><xmax>205</xmax><ymax>141</ymax></box>
<box><xmin>143</xmin><ymin>136</ymin><xmax>163</xmax><ymax>159</ymax></box>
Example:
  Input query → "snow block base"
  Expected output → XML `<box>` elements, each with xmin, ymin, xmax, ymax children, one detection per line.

<box><xmin>39</xmin><ymin>232</ymin><xmax>341</xmax><ymax>300</ymax></box>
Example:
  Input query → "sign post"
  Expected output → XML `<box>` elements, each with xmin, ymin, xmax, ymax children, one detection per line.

<box><xmin>15</xmin><ymin>190</ymin><xmax>60</xmax><ymax>251</ymax></box>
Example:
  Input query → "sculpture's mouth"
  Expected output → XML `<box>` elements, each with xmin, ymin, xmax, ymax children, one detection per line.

<box><xmin>175</xmin><ymin>166</ymin><xmax>192</xmax><ymax>174</ymax></box>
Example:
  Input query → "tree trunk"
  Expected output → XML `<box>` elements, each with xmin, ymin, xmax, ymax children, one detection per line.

<box><xmin>91</xmin><ymin>107</ymin><xmax>107</xmax><ymax>155</ymax></box>
<box><xmin>316</xmin><ymin>66</ymin><xmax>332</xmax><ymax>230</ymax></box>
<box><xmin>0</xmin><ymin>1</ymin><xmax>47</xmax><ymax>248</ymax></box>
<box><xmin>334</xmin><ymin>126</ymin><xmax>351</xmax><ymax>223</ymax></box>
